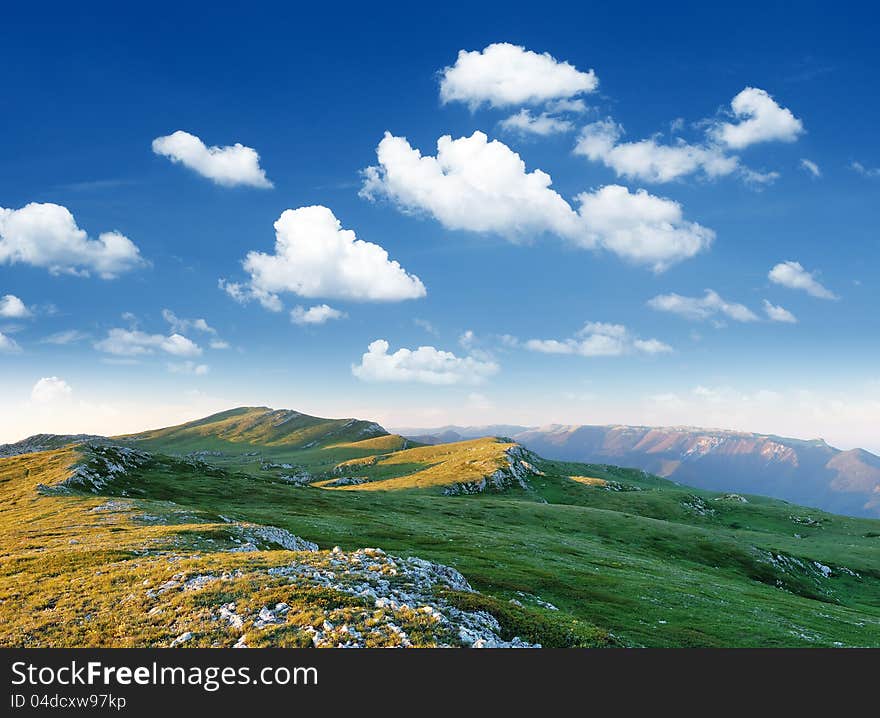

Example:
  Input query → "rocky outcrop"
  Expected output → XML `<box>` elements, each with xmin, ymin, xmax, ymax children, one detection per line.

<box><xmin>165</xmin><ymin>545</ymin><xmax>537</xmax><ymax>648</ymax></box>
<box><xmin>229</xmin><ymin>524</ymin><xmax>319</xmax><ymax>552</ymax></box>
<box><xmin>37</xmin><ymin>443</ymin><xmax>153</xmax><ymax>495</ymax></box>
<box><xmin>443</xmin><ymin>445</ymin><xmax>542</xmax><ymax>496</ymax></box>
<box><xmin>0</xmin><ymin>433</ymin><xmax>104</xmax><ymax>458</ymax></box>
<box><xmin>325</xmin><ymin>476</ymin><xmax>368</xmax><ymax>487</ymax></box>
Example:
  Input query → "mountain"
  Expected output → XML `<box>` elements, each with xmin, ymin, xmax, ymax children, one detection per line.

<box><xmin>118</xmin><ymin>406</ymin><xmax>388</xmax><ymax>452</ymax></box>
<box><xmin>392</xmin><ymin>424</ymin><xmax>531</xmax><ymax>445</ymax></box>
<box><xmin>397</xmin><ymin>423</ymin><xmax>880</xmax><ymax>519</ymax></box>
<box><xmin>3</xmin><ymin>406</ymin><xmax>880</xmax><ymax>648</ymax></box>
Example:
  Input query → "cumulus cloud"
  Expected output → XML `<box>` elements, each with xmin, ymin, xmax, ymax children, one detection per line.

<box><xmin>209</xmin><ymin>339</ymin><xmax>230</xmax><ymax>350</ymax></box>
<box><xmin>525</xmin><ymin>321</ymin><xmax>672</xmax><ymax>357</ymax></box>
<box><xmin>439</xmin><ymin>42</ymin><xmax>597</xmax><ymax>109</ymax></box>
<box><xmin>647</xmin><ymin>289</ymin><xmax>759</xmax><ymax>322</ymax></box>
<box><xmin>362</xmin><ymin>131</ymin><xmax>713</xmax><ymax>271</ymax></box>
<box><xmin>499</xmin><ymin>110</ymin><xmax>574</xmax><ymax>136</ymax></box>
<box><xmin>768</xmin><ymin>261</ymin><xmax>836</xmax><ymax>299</ymax></box>
<box><xmin>0</xmin><ymin>294</ymin><xmax>30</xmax><ymax>319</ymax></box>
<box><xmin>94</xmin><ymin>329</ymin><xmax>202</xmax><ymax>357</ymax></box>
<box><xmin>224</xmin><ymin>206</ymin><xmax>425</xmax><ymax>311</ymax></box>
<box><xmin>31</xmin><ymin>376</ymin><xmax>72</xmax><ymax>403</ymax></box>
<box><xmin>575</xmin><ymin>185</ymin><xmax>714</xmax><ymax>271</ymax></box>
<box><xmin>290</xmin><ymin>304</ymin><xmax>346</xmax><ymax>325</ymax></box>
<box><xmin>352</xmin><ymin>339</ymin><xmax>498</xmax><ymax>385</ymax></box>
<box><xmin>762</xmin><ymin>299</ymin><xmax>797</xmax><ymax>323</ymax></box>
<box><xmin>0</xmin><ymin>331</ymin><xmax>22</xmax><ymax>353</ymax></box>
<box><xmin>151</xmin><ymin>130</ymin><xmax>272</xmax><ymax>188</ymax></box>
<box><xmin>575</xmin><ymin>119</ymin><xmax>740</xmax><ymax>183</ymax></box>
<box><xmin>361</xmin><ymin>131</ymin><xmax>581</xmax><ymax>241</ymax></box>
<box><xmin>575</xmin><ymin>88</ymin><xmax>801</xmax><ymax>183</ymax></box>
<box><xmin>167</xmin><ymin>361</ymin><xmax>209</xmax><ymax>375</ymax></box>
<box><xmin>800</xmin><ymin>159</ymin><xmax>821</xmax><ymax>178</ymax></box>
<box><xmin>711</xmin><ymin>87</ymin><xmax>804</xmax><ymax>149</ymax></box>
<box><xmin>0</xmin><ymin>203</ymin><xmax>145</xmax><ymax>278</ymax></box>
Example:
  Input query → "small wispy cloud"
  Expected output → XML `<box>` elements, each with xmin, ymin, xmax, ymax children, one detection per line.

<box><xmin>799</xmin><ymin>158</ymin><xmax>821</xmax><ymax>178</ymax></box>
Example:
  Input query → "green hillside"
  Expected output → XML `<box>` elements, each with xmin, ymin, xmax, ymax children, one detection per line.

<box><xmin>2</xmin><ymin>408</ymin><xmax>880</xmax><ymax>648</ymax></box>
<box><xmin>117</xmin><ymin>406</ymin><xmax>389</xmax><ymax>454</ymax></box>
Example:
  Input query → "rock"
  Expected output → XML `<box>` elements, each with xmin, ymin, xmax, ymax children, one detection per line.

<box><xmin>170</xmin><ymin>632</ymin><xmax>193</xmax><ymax>647</ymax></box>
<box><xmin>183</xmin><ymin>575</ymin><xmax>218</xmax><ymax>591</ymax></box>
<box><xmin>233</xmin><ymin>525</ymin><xmax>319</xmax><ymax>552</ymax></box>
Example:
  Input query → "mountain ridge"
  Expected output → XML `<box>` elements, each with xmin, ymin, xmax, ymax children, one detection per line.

<box><xmin>394</xmin><ymin>422</ymin><xmax>880</xmax><ymax>518</ymax></box>
<box><xmin>3</xmin><ymin>405</ymin><xmax>880</xmax><ymax>647</ymax></box>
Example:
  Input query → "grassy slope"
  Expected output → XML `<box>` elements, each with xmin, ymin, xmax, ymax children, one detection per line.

<box><xmin>2</xmin><ymin>429</ymin><xmax>879</xmax><ymax>648</ymax></box>
<box><xmin>116</xmin><ymin>406</ymin><xmax>387</xmax><ymax>454</ymax></box>
<box><xmin>1</xmin><ymin>444</ymin><xmax>611</xmax><ymax>648</ymax></box>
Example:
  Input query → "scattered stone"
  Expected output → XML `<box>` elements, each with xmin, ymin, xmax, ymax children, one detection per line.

<box><xmin>714</xmin><ymin>493</ymin><xmax>748</xmax><ymax>503</ymax></box>
<box><xmin>170</xmin><ymin>631</ymin><xmax>193</xmax><ymax>647</ymax></box>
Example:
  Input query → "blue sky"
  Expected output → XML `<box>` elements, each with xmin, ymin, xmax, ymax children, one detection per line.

<box><xmin>1</xmin><ymin>2</ymin><xmax>878</xmax><ymax>450</ymax></box>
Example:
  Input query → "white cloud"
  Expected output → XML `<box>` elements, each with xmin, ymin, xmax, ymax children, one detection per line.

<box><xmin>500</xmin><ymin>110</ymin><xmax>574</xmax><ymax>136</ymax></box>
<box><xmin>739</xmin><ymin>167</ymin><xmax>780</xmax><ymax>186</ymax></box>
<box><xmin>0</xmin><ymin>203</ymin><xmax>145</xmax><ymax>278</ymax></box>
<box><xmin>711</xmin><ymin>87</ymin><xmax>804</xmax><ymax>149</ymax></box>
<box><xmin>525</xmin><ymin>321</ymin><xmax>671</xmax><ymax>357</ymax></box>
<box><xmin>575</xmin><ymin>119</ymin><xmax>739</xmax><ymax>183</ymax></box>
<box><xmin>151</xmin><ymin>130</ymin><xmax>272</xmax><ymax>188</ymax></box>
<box><xmin>31</xmin><ymin>376</ymin><xmax>72</xmax><ymax>403</ymax></box>
<box><xmin>0</xmin><ymin>294</ymin><xmax>30</xmax><ymax>319</ymax></box>
<box><xmin>576</xmin><ymin>88</ymin><xmax>802</xmax><ymax>183</ymax></box>
<box><xmin>800</xmin><ymin>158</ymin><xmax>821</xmax><ymax>178</ymax></box>
<box><xmin>167</xmin><ymin>361</ymin><xmax>209</xmax><ymax>376</ymax></box>
<box><xmin>209</xmin><ymin>339</ymin><xmax>230</xmax><ymax>350</ymax></box>
<box><xmin>361</xmin><ymin>131</ymin><xmax>581</xmax><ymax>241</ymax></box>
<box><xmin>162</xmin><ymin>309</ymin><xmax>217</xmax><ymax>335</ymax></box>
<box><xmin>851</xmin><ymin>161</ymin><xmax>880</xmax><ymax>178</ymax></box>
<box><xmin>575</xmin><ymin>185</ymin><xmax>714</xmax><ymax>271</ymax></box>
<box><xmin>352</xmin><ymin>339</ymin><xmax>498</xmax><ymax>385</ymax></box>
<box><xmin>41</xmin><ymin>329</ymin><xmax>89</xmax><ymax>345</ymax></box>
<box><xmin>291</xmin><ymin>304</ymin><xmax>346</xmax><ymax>325</ymax></box>
<box><xmin>546</xmin><ymin>99</ymin><xmax>588</xmax><ymax>114</ymax></box>
<box><xmin>633</xmin><ymin>338</ymin><xmax>675</xmax><ymax>354</ymax></box>
<box><xmin>647</xmin><ymin>289</ymin><xmax>759</xmax><ymax>322</ymax></box>
<box><xmin>362</xmin><ymin>132</ymin><xmax>713</xmax><ymax>271</ymax></box>
<box><xmin>0</xmin><ymin>331</ymin><xmax>22</xmax><ymax>353</ymax></box>
<box><xmin>762</xmin><ymin>299</ymin><xmax>797</xmax><ymax>323</ymax></box>
<box><xmin>226</xmin><ymin>205</ymin><xmax>425</xmax><ymax>310</ymax></box>
<box><xmin>94</xmin><ymin>329</ymin><xmax>202</xmax><ymax>357</ymax></box>
<box><xmin>768</xmin><ymin>261</ymin><xmax>836</xmax><ymax>299</ymax></box>
<box><xmin>439</xmin><ymin>42</ymin><xmax>598</xmax><ymax>109</ymax></box>
<box><xmin>219</xmin><ymin>278</ymin><xmax>283</xmax><ymax>312</ymax></box>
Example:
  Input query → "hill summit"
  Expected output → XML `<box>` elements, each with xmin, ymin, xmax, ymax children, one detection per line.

<box><xmin>118</xmin><ymin>406</ymin><xmax>388</xmax><ymax>452</ymax></box>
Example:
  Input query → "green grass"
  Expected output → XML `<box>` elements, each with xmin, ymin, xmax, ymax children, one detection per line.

<box><xmin>2</xmin><ymin>422</ymin><xmax>880</xmax><ymax>648</ymax></box>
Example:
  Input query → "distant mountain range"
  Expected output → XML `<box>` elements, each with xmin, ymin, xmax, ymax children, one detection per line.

<box><xmin>394</xmin><ymin>423</ymin><xmax>880</xmax><ymax>518</ymax></box>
